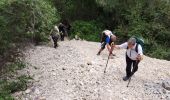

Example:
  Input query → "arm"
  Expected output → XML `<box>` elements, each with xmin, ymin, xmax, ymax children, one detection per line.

<box><xmin>136</xmin><ymin>45</ymin><xmax>143</xmax><ymax>61</ymax></box>
<box><xmin>137</xmin><ymin>54</ymin><xmax>143</xmax><ymax>61</ymax></box>
<box><xmin>50</xmin><ymin>29</ymin><xmax>53</xmax><ymax>36</ymax></box>
<box><xmin>109</xmin><ymin>45</ymin><xmax>120</xmax><ymax>55</ymax></box>
<box><xmin>109</xmin><ymin>42</ymin><xmax>128</xmax><ymax>55</ymax></box>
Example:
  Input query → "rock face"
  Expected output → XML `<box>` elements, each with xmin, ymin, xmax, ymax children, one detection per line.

<box><xmin>14</xmin><ymin>40</ymin><xmax>170</xmax><ymax>100</ymax></box>
<box><xmin>162</xmin><ymin>80</ymin><xmax>170</xmax><ymax>91</ymax></box>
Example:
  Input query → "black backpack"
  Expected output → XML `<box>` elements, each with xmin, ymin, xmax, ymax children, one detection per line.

<box><xmin>100</xmin><ymin>32</ymin><xmax>107</xmax><ymax>43</ymax></box>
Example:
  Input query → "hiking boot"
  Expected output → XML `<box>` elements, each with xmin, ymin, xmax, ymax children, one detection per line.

<box><xmin>54</xmin><ymin>45</ymin><xmax>58</xmax><ymax>48</ymax></box>
<box><xmin>123</xmin><ymin>76</ymin><xmax>130</xmax><ymax>81</ymax></box>
<box><xmin>111</xmin><ymin>54</ymin><xmax>116</xmax><ymax>56</ymax></box>
<box><xmin>129</xmin><ymin>72</ymin><xmax>134</xmax><ymax>77</ymax></box>
<box><xmin>109</xmin><ymin>52</ymin><xmax>116</xmax><ymax>56</ymax></box>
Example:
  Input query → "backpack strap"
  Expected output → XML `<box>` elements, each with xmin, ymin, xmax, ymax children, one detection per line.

<box><xmin>135</xmin><ymin>44</ymin><xmax>139</xmax><ymax>53</ymax></box>
<box><xmin>127</xmin><ymin>44</ymin><xmax>139</xmax><ymax>53</ymax></box>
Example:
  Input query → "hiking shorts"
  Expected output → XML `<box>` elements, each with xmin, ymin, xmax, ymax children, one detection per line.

<box><xmin>52</xmin><ymin>35</ymin><xmax>59</xmax><ymax>42</ymax></box>
<box><xmin>101</xmin><ymin>42</ymin><xmax>113</xmax><ymax>49</ymax></box>
<box><xmin>101</xmin><ymin>42</ymin><xmax>107</xmax><ymax>49</ymax></box>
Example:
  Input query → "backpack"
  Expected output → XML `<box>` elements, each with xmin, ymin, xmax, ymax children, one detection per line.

<box><xmin>127</xmin><ymin>36</ymin><xmax>144</xmax><ymax>53</ymax></box>
<box><xmin>100</xmin><ymin>32</ymin><xmax>107</xmax><ymax>43</ymax></box>
<box><xmin>100</xmin><ymin>30</ymin><xmax>115</xmax><ymax>43</ymax></box>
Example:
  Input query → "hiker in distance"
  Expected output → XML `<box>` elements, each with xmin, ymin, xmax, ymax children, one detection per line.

<box><xmin>110</xmin><ymin>37</ymin><xmax>143</xmax><ymax>81</ymax></box>
<box><xmin>58</xmin><ymin>19</ymin><xmax>71</xmax><ymax>41</ymax></box>
<box><xmin>97</xmin><ymin>30</ymin><xmax>117</xmax><ymax>56</ymax></box>
<box><xmin>58</xmin><ymin>23</ymin><xmax>67</xmax><ymax>41</ymax></box>
<box><xmin>50</xmin><ymin>26</ymin><xmax>60</xmax><ymax>48</ymax></box>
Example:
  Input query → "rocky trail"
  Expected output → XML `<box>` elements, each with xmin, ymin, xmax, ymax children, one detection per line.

<box><xmin>14</xmin><ymin>40</ymin><xmax>170</xmax><ymax>100</ymax></box>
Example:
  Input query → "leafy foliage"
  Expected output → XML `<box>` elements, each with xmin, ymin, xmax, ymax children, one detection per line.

<box><xmin>0</xmin><ymin>0</ymin><xmax>60</xmax><ymax>55</ymax></box>
<box><xmin>70</xmin><ymin>20</ymin><xmax>104</xmax><ymax>42</ymax></box>
<box><xmin>0</xmin><ymin>60</ymin><xmax>32</xmax><ymax>100</ymax></box>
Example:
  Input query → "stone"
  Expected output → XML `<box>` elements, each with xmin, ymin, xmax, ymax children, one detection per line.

<box><xmin>162</xmin><ymin>80</ymin><xmax>170</xmax><ymax>91</ymax></box>
<box><xmin>160</xmin><ymin>95</ymin><xmax>166</xmax><ymax>99</ymax></box>
<box><xmin>25</xmin><ymin>89</ymin><xmax>31</xmax><ymax>94</ymax></box>
<box><xmin>87</xmin><ymin>61</ymin><xmax>92</xmax><ymax>65</ymax></box>
<box><xmin>75</xmin><ymin>35</ymin><xmax>80</xmax><ymax>40</ymax></box>
<box><xmin>39</xmin><ymin>97</ymin><xmax>46</xmax><ymax>100</ymax></box>
<box><xmin>162</xmin><ymin>89</ymin><xmax>167</xmax><ymax>94</ymax></box>
<box><xmin>122</xmin><ymin>98</ymin><xmax>128</xmax><ymax>100</ymax></box>
<box><xmin>34</xmin><ymin>88</ymin><xmax>40</xmax><ymax>95</ymax></box>
<box><xmin>80</xmin><ymin>64</ymin><xmax>85</xmax><ymax>68</ymax></box>
<box><xmin>52</xmin><ymin>72</ymin><xmax>56</xmax><ymax>76</ymax></box>
<box><xmin>62</xmin><ymin>68</ymin><xmax>66</xmax><ymax>70</ymax></box>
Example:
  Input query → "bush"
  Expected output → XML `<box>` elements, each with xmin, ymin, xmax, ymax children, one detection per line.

<box><xmin>70</xmin><ymin>20</ymin><xmax>104</xmax><ymax>42</ymax></box>
<box><xmin>0</xmin><ymin>59</ymin><xmax>32</xmax><ymax>99</ymax></box>
<box><xmin>0</xmin><ymin>75</ymin><xmax>32</xmax><ymax>99</ymax></box>
<box><xmin>0</xmin><ymin>0</ymin><xmax>60</xmax><ymax>54</ymax></box>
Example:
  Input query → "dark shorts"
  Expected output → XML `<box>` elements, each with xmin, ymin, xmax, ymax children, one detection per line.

<box><xmin>101</xmin><ymin>42</ymin><xmax>113</xmax><ymax>49</ymax></box>
<box><xmin>101</xmin><ymin>42</ymin><xmax>107</xmax><ymax>49</ymax></box>
<box><xmin>52</xmin><ymin>35</ymin><xmax>59</xmax><ymax>42</ymax></box>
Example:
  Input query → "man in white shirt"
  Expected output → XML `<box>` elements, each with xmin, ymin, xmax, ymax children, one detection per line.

<box><xmin>97</xmin><ymin>30</ymin><xmax>116</xmax><ymax>55</ymax></box>
<box><xmin>110</xmin><ymin>37</ymin><xmax>143</xmax><ymax>81</ymax></box>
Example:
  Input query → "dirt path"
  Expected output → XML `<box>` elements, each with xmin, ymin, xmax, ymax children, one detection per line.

<box><xmin>14</xmin><ymin>40</ymin><xmax>170</xmax><ymax>100</ymax></box>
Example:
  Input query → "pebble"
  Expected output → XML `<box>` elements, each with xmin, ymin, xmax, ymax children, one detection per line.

<box><xmin>62</xmin><ymin>68</ymin><xmax>66</xmax><ymax>70</ymax></box>
<box><xmin>80</xmin><ymin>64</ymin><xmax>85</xmax><ymax>68</ymax></box>
<box><xmin>39</xmin><ymin>96</ymin><xmax>46</xmax><ymax>100</ymax></box>
<box><xmin>162</xmin><ymin>80</ymin><xmax>170</xmax><ymax>91</ymax></box>
<box><xmin>52</xmin><ymin>72</ymin><xmax>56</xmax><ymax>76</ymax></box>
<box><xmin>122</xmin><ymin>98</ymin><xmax>128</xmax><ymax>100</ymax></box>
<box><xmin>34</xmin><ymin>88</ymin><xmax>40</xmax><ymax>95</ymax></box>
<box><xmin>87</xmin><ymin>61</ymin><xmax>92</xmax><ymax>65</ymax></box>
<box><xmin>25</xmin><ymin>89</ymin><xmax>31</xmax><ymax>94</ymax></box>
<box><xmin>162</xmin><ymin>89</ymin><xmax>167</xmax><ymax>94</ymax></box>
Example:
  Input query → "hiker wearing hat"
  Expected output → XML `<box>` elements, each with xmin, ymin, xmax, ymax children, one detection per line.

<box><xmin>50</xmin><ymin>26</ymin><xmax>60</xmax><ymax>48</ymax></box>
<box><xmin>97</xmin><ymin>30</ymin><xmax>117</xmax><ymax>55</ymax></box>
<box><xmin>111</xmin><ymin>37</ymin><xmax>143</xmax><ymax>81</ymax></box>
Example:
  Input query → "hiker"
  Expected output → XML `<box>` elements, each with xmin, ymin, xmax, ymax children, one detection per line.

<box><xmin>62</xmin><ymin>19</ymin><xmax>71</xmax><ymax>36</ymax></box>
<box><xmin>97</xmin><ymin>30</ymin><xmax>116</xmax><ymax>55</ymax></box>
<box><xmin>50</xmin><ymin>26</ymin><xmax>60</xmax><ymax>48</ymax></box>
<box><xmin>58</xmin><ymin>20</ymin><xmax>71</xmax><ymax>41</ymax></box>
<box><xmin>58</xmin><ymin>23</ymin><xmax>66</xmax><ymax>41</ymax></box>
<box><xmin>110</xmin><ymin>37</ymin><xmax>143</xmax><ymax>81</ymax></box>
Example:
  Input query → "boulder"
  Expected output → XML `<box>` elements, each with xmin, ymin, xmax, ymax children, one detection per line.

<box><xmin>162</xmin><ymin>80</ymin><xmax>170</xmax><ymax>91</ymax></box>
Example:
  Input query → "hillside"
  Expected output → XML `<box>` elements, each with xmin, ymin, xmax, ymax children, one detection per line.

<box><xmin>14</xmin><ymin>40</ymin><xmax>170</xmax><ymax>100</ymax></box>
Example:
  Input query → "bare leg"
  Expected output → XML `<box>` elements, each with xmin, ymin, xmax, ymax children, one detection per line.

<box><xmin>97</xmin><ymin>48</ymin><xmax>104</xmax><ymax>55</ymax></box>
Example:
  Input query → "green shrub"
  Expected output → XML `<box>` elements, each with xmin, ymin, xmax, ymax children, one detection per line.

<box><xmin>0</xmin><ymin>0</ymin><xmax>60</xmax><ymax>54</ymax></box>
<box><xmin>0</xmin><ymin>75</ymin><xmax>32</xmax><ymax>99</ymax></box>
<box><xmin>70</xmin><ymin>20</ymin><xmax>104</xmax><ymax>42</ymax></box>
<box><xmin>0</xmin><ymin>58</ymin><xmax>33</xmax><ymax>99</ymax></box>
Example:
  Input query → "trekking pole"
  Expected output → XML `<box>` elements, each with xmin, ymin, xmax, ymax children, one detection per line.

<box><xmin>104</xmin><ymin>55</ymin><xmax>110</xmax><ymax>73</ymax></box>
<box><xmin>127</xmin><ymin>60</ymin><xmax>139</xmax><ymax>87</ymax></box>
<box><xmin>104</xmin><ymin>43</ymin><xmax>115</xmax><ymax>73</ymax></box>
<box><xmin>127</xmin><ymin>76</ymin><xmax>132</xmax><ymax>87</ymax></box>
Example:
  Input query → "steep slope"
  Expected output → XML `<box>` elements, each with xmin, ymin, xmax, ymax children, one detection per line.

<box><xmin>14</xmin><ymin>40</ymin><xmax>170</xmax><ymax>100</ymax></box>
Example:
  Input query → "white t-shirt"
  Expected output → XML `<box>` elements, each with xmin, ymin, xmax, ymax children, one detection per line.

<box><xmin>103</xmin><ymin>30</ymin><xmax>113</xmax><ymax>37</ymax></box>
<box><xmin>118</xmin><ymin>42</ymin><xmax>143</xmax><ymax>60</ymax></box>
